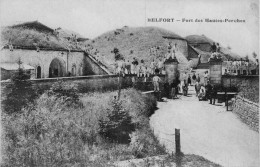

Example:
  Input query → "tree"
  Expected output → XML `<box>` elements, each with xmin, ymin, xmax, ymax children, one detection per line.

<box><xmin>3</xmin><ymin>58</ymin><xmax>37</xmax><ymax>114</ymax></box>
<box><xmin>99</xmin><ymin>99</ymin><xmax>135</xmax><ymax>143</ymax></box>
<box><xmin>112</xmin><ymin>47</ymin><xmax>123</xmax><ymax>61</ymax></box>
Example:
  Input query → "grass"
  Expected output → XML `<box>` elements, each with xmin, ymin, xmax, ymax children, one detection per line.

<box><xmin>84</xmin><ymin>26</ymin><xmax>190</xmax><ymax>72</ymax></box>
<box><xmin>1</xmin><ymin>87</ymin><xmax>166</xmax><ymax>167</ymax></box>
<box><xmin>1</xmin><ymin>27</ymin><xmax>86</xmax><ymax>50</ymax></box>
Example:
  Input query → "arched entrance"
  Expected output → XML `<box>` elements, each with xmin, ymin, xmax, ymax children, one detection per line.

<box><xmin>49</xmin><ymin>58</ymin><xmax>66</xmax><ymax>78</ymax></box>
<box><xmin>36</xmin><ymin>66</ymin><xmax>41</xmax><ymax>78</ymax></box>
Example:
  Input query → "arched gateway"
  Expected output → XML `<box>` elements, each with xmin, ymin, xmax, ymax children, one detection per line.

<box><xmin>49</xmin><ymin>58</ymin><xmax>66</xmax><ymax>78</ymax></box>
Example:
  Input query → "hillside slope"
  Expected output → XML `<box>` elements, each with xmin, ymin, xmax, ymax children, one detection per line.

<box><xmin>1</xmin><ymin>21</ymin><xmax>86</xmax><ymax>50</ymax></box>
<box><xmin>86</xmin><ymin>26</ymin><xmax>189</xmax><ymax>72</ymax></box>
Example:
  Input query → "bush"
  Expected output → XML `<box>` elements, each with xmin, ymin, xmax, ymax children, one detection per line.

<box><xmin>2</xmin><ymin>65</ymin><xmax>37</xmax><ymax>114</ymax></box>
<box><xmin>46</xmin><ymin>81</ymin><xmax>81</xmax><ymax>107</ymax></box>
<box><xmin>1</xmin><ymin>88</ymin><xmax>162</xmax><ymax>166</ymax></box>
<box><xmin>99</xmin><ymin>98</ymin><xmax>135</xmax><ymax>143</ymax></box>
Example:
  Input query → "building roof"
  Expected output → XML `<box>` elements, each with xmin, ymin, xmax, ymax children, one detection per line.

<box><xmin>10</xmin><ymin>21</ymin><xmax>54</xmax><ymax>33</ymax></box>
<box><xmin>0</xmin><ymin>62</ymin><xmax>35</xmax><ymax>70</ymax></box>
<box><xmin>185</xmin><ymin>35</ymin><xmax>214</xmax><ymax>44</ymax></box>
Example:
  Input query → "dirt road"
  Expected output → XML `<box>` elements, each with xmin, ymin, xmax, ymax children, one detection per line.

<box><xmin>150</xmin><ymin>86</ymin><xmax>259</xmax><ymax>167</ymax></box>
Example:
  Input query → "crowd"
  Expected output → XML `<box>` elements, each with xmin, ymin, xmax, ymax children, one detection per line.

<box><xmin>114</xmin><ymin>42</ymin><xmax>179</xmax><ymax>77</ymax></box>
<box><xmin>158</xmin><ymin>69</ymin><xmax>218</xmax><ymax>105</ymax></box>
<box><xmin>208</xmin><ymin>42</ymin><xmax>222</xmax><ymax>61</ymax></box>
<box><xmin>223</xmin><ymin>58</ymin><xmax>259</xmax><ymax>75</ymax></box>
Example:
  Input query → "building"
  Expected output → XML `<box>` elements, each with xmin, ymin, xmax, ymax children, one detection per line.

<box><xmin>0</xmin><ymin>21</ymin><xmax>110</xmax><ymax>80</ymax></box>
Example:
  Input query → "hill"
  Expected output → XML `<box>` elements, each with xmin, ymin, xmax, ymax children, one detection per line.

<box><xmin>1</xmin><ymin>21</ymin><xmax>86</xmax><ymax>50</ymax></box>
<box><xmin>85</xmin><ymin>26</ymin><xmax>189</xmax><ymax>72</ymax></box>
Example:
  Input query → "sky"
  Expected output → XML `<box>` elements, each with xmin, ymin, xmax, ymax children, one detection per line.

<box><xmin>0</xmin><ymin>0</ymin><xmax>259</xmax><ymax>58</ymax></box>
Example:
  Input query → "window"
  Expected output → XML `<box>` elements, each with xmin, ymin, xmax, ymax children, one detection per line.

<box><xmin>72</xmin><ymin>65</ymin><xmax>76</xmax><ymax>76</ymax></box>
<box><xmin>36</xmin><ymin>66</ymin><xmax>41</xmax><ymax>78</ymax></box>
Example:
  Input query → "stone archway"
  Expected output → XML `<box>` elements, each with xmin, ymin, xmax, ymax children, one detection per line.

<box><xmin>49</xmin><ymin>58</ymin><xmax>66</xmax><ymax>78</ymax></box>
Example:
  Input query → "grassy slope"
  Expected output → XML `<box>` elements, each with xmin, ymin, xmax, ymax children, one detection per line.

<box><xmin>1</xmin><ymin>27</ymin><xmax>85</xmax><ymax>50</ymax></box>
<box><xmin>85</xmin><ymin>26</ymin><xmax>189</xmax><ymax>72</ymax></box>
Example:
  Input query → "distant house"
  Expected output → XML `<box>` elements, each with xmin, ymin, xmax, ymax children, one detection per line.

<box><xmin>0</xmin><ymin>62</ymin><xmax>35</xmax><ymax>80</ymax></box>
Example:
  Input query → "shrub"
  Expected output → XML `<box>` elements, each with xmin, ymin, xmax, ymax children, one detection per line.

<box><xmin>2</xmin><ymin>63</ymin><xmax>37</xmax><ymax>114</ymax></box>
<box><xmin>2</xmin><ymin>88</ymin><xmax>162</xmax><ymax>166</ymax></box>
<box><xmin>99</xmin><ymin>98</ymin><xmax>135</xmax><ymax>143</ymax></box>
<box><xmin>46</xmin><ymin>81</ymin><xmax>81</xmax><ymax>107</ymax></box>
<box><xmin>129</xmin><ymin>128</ymin><xmax>166</xmax><ymax>158</ymax></box>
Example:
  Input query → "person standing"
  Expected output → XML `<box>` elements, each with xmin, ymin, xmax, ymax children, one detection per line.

<box><xmin>204</xmin><ymin>71</ymin><xmax>208</xmax><ymax>85</ymax></box>
<box><xmin>211</xmin><ymin>42</ymin><xmax>217</xmax><ymax>53</ymax></box>
<box><xmin>205</xmin><ymin>82</ymin><xmax>212</xmax><ymax>100</ymax></box>
<box><xmin>192</xmin><ymin>73</ymin><xmax>196</xmax><ymax>85</ymax></box>
<box><xmin>137</xmin><ymin>65</ymin><xmax>142</xmax><ymax>78</ymax></box>
<box><xmin>126</xmin><ymin>60</ymin><xmax>131</xmax><ymax>74</ymax></box>
<box><xmin>187</xmin><ymin>74</ymin><xmax>191</xmax><ymax>86</ymax></box>
<box><xmin>153</xmin><ymin>73</ymin><xmax>161</xmax><ymax>92</ymax></box>
<box><xmin>150</xmin><ymin>59</ymin><xmax>156</xmax><ymax>75</ymax></box>
<box><xmin>170</xmin><ymin>79</ymin><xmax>178</xmax><ymax>99</ymax></box>
<box><xmin>196</xmin><ymin>74</ymin><xmax>200</xmax><ymax>83</ymax></box>
<box><xmin>210</xmin><ymin>84</ymin><xmax>217</xmax><ymax>105</ymax></box>
<box><xmin>195</xmin><ymin>81</ymin><xmax>201</xmax><ymax>97</ymax></box>
<box><xmin>182</xmin><ymin>80</ymin><xmax>188</xmax><ymax>96</ymax></box>
<box><xmin>132</xmin><ymin>58</ymin><xmax>139</xmax><ymax>74</ymax></box>
<box><xmin>157</xmin><ymin>58</ymin><xmax>164</xmax><ymax>74</ymax></box>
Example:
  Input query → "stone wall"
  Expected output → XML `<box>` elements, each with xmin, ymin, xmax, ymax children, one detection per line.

<box><xmin>232</xmin><ymin>95</ymin><xmax>259</xmax><ymax>132</ymax></box>
<box><xmin>222</xmin><ymin>75</ymin><xmax>259</xmax><ymax>103</ymax></box>
<box><xmin>1</xmin><ymin>74</ymin><xmax>167</xmax><ymax>101</ymax></box>
<box><xmin>209</xmin><ymin>61</ymin><xmax>222</xmax><ymax>85</ymax></box>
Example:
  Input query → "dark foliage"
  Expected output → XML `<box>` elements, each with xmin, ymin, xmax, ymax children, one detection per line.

<box><xmin>99</xmin><ymin>99</ymin><xmax>135</xmax><ymax>143</ymax></box>
<box><xmin>46</xmin><ymin>81</ymin><xmax>81</xmax><ymax>107</ymax></box>
<box><xmin>3</xmin><ymin>65</ymin><xmax>37</xmax><ymax>114</ymax></box>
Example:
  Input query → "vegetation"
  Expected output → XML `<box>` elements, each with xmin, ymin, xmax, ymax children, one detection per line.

<box><xmin>2</xmin><ymin>60</ymin><xmax>38</xmax><ymax>114</ymax></box>
<box><xmin>1</xmin><ymin>27</ymin><xmax>85</xmax><ymax>50</ymax></box>
<box><xmin>1</xmin><ymin>82</ymin><xmax>165</xmax><ymax>166</ymax></box>
<box><xmin>84</xmin><ymin>26</ymin><xmax>187</xmax><ymax>72</ymax></box>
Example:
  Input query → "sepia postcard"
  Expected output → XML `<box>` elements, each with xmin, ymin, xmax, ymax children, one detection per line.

<box><xmin>0</xmin><ymin>0</ymin><xmax>259</xmax><ymax>166</ymax></box>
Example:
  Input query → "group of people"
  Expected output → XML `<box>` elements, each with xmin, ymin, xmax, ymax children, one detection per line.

<box><xmin>224</xmin><ymin>59</ymin><xmax>259</xmax><ymax>75</ymax></box>
<box><xmin>199</xmin><ymin>82</ymin><xmax>218</xmax><ymax>105</ymax></box>
<box><xmin>114</xmin><ymin>42</ymin><xmax>179</xmax><ymax>77</ymax></box>
<box><xmin>208</xmin><ymin>42</ymin><xmax>222</xmax><ymax>61</ymax></box>
<box><xmin>114</xmin><ymin>57</ymin><xmax>167</xmax><ymax>77</ymax></box>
